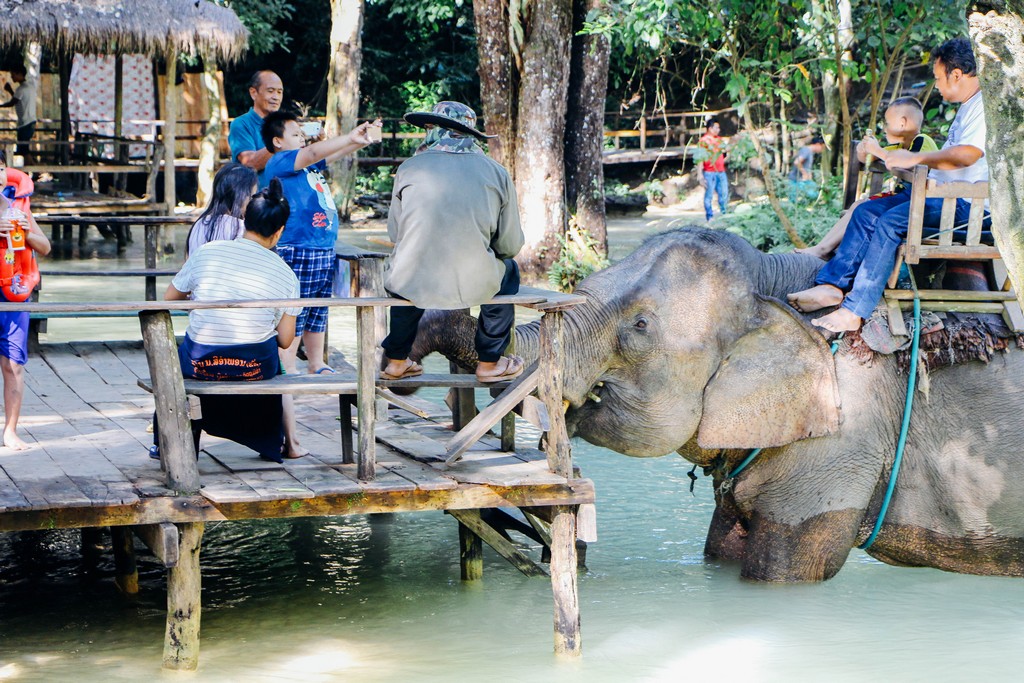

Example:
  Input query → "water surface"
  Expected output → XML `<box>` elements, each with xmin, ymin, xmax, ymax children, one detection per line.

<box><xmin>3</xmin><ymin>214</ymin><xmax>1022</xmax><ymax>681</ymax></box>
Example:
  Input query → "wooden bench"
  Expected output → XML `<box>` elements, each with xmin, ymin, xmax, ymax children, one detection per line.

<box><xmin>880</xmin><ymin>164</ymin><xmax>1023</xmax><ymax>335</ymax></box>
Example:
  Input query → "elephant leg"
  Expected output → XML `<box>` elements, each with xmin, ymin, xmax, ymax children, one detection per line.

<box><xmin>740</xmin><ymin>508</ymin><xmax>863</xmax><ymax>582</ymax></box>
<box><xmin>705</xmin><ymin>502</ymin><xmax>748</xmax><ymax>562</ymax></box>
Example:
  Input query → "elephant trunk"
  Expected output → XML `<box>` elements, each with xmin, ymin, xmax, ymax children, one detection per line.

<box><xmin>407</xmin><ymin>301</ymin><xmax>616</xmax><ymax>404</ymax></box>
<box><xmin>408</xmin><ymin>309</ymin><xmax>543</xmax><ymax>371</ymax></box>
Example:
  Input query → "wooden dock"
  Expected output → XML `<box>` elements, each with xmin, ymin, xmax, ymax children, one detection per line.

<box><xmin>0</xmin><ymin>289</ymin><xmax>591</xmax><ymax>670</ymax></box>
<box><xmin>0</xmin><ymin>341</ymin><xmax>593</xmax><ymax>529</ymax></box>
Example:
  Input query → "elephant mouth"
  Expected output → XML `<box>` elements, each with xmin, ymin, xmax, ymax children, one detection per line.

<box><xmin>565</xmin><ymin>377</ymin><xmax>610</xmax><ymax>436</ymax></box>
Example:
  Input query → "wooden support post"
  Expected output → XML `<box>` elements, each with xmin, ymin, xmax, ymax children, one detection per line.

<box><xmin>163</xmin><ymin>521</ymin><xmax>203</xmax><ymax>671</ymax></box>
<box><xmin>539</xmin><ymin>312</ymin><xmax>571</xmax><ymax>477</ymax></box>
<box><xmin>550</xmin><ymin>505</ymin><xmax>581</xmax><ymax>656</ymax></box>
<box><xmin>132</xmin><ymin>522</ymin><xmax>180</xmax><ymax>567</ymax></box>
<box><xmin>355</xmin><ymin>256</ymin><xmax>388</xmax><ymax>367</ymax></box>
<box><xmin>459</xmin><ymin>519</ymin><xmax>484</xmax><ymax>581</ymax></box>
<box><xmin>80</xmin><ymin>526</ymin><xmax>104</xmax><ymax>573</ymax></box>
<box><xmin>111</xmin><ymin>526</ymin><xmax>139</xmax><ymax>595</ymax></box>
<box><xmin>140</xmin><ymin>310</ymin><xmax>199</xmax><ymax>494</ymax></box>
<box><xmin>450</xmin><ymin>362</ymin><xmax>476</xmax><ymax>431</ymax></box>
<box><xmin>144</xmin><ymin>224</ymin><xmax>158</xmax><ymax>300</ymax></box>
<box><xmin>449</xmin><ymin>509</ymin><xmax>547</xmax><ymax>577</ymax></box>
<box><xmin>356</xmin><ymin>305</ymin><xmax>376</xmax><ymax>480</ymax></box>
<box><xmin>339</xmin><ymin>394</ymin><xmax>355</xmax><ymax>464</ymax></box>
<box><xmin>500</xmin><ymin>319</ymin><xmax>516</xmax><ymax>451</ymax></box>
<box><xmin>538</xmin><ymin>310</ymin><xmax>581</xmax><ymax>655</ymax></box>
<box><xmin>163</xmin><ymin>50</ymin><xmax>178</xmax><ymax>212</ymax></box>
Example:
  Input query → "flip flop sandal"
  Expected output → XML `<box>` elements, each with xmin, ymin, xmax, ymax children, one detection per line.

<box><xmin>477</xmin><ymin>355</ymin><xmax>524</xmax><ymax>384</ymax></box>
<box><xmin>380</xmin><ymin>361</ymin><xmax>424</xmax><ymax>381</ymax></box>
<box><xmin>316</xmin><ymin>366</ymin><xmax>337</xmax><ymax>374</ymax></box>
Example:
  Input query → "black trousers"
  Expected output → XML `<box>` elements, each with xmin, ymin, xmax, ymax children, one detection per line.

<box><xmin>15</xmin><ymin>122</ymin><xmax>34</xmax><ymax>157</ymax></box>
<box><xmin>383</xmin><ymin>258</ymin><xmax>520</xmax><ymax>363</ymax></box>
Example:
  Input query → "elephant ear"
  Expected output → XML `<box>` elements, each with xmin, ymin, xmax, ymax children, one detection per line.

<box><xmin>697</xmin><ymin>294</ymin><xmax>841</xmax><ymax>449</ymax></box>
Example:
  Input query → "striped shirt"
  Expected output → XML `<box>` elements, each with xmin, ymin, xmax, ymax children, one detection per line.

<box><xmin>172</xmin><ymin>238</ymin><xmax>302</xmax><ymax>346</ymax></box>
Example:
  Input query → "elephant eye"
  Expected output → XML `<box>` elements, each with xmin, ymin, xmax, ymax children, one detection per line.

<box><xmin>634</xmin><ymin>317</ymin><xmax>648</xmax><ymax>330</ymax></box>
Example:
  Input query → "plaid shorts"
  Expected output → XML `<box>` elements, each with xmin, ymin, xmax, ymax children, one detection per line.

<box><xmin>275</xmin><ymin>245</ymin><xmax>336</xmax><ymax>334</ymax></box>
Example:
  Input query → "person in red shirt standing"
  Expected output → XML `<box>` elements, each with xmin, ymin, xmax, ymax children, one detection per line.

<box><xmin>698</xmin><ymin>118</ymin><xmax>728</xmax><ymax>221</ymax></box>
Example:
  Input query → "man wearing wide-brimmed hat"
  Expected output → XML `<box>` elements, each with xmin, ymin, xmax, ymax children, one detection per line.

<box><xmin>380</xmin><ymin>101</ymin><xmax>525</xmax><ymax>384</ymax></box>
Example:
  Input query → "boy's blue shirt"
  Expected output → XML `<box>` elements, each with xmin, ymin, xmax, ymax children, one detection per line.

<box><xmin>264</xmin><ymin>149</ymin><xmax>339</xmax><ymax>250</ymax></box>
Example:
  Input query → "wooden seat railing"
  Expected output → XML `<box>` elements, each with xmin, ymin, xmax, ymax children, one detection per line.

<box><xmin>880</xmin><ymin>164</ymin><xmax>1023</xmax><ymax>335</ymax></box>
<box><xmin>4</xmin><ymin>289</ymin><xmax>583</xmax><ymax>492</ymax></box>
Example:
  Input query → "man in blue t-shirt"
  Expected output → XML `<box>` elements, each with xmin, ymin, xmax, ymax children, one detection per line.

<box><xmin>262</xmin><ymin>110</ymin><xmax>380</xmax><ymax>375</ymax></box>
<box><xmin>228</xmin><ymin>70</ymin><xmax>283</xmax><ymax>187</ymax></box>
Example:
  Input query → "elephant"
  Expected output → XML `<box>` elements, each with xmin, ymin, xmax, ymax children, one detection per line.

<box><xmin>408</xmin><ymin>227</ymin><xmax>1024</xmax><ymax>583</ymax></box>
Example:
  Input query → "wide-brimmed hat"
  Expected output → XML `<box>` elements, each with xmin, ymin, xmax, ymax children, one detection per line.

<box><xmin>404</xmin><ymin>101</ymin><xmax>496</xmax><ymax>141</ymax></box>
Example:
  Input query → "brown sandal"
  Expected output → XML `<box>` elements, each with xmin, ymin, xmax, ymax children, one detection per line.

<box><xmin>476</xmin><ymin>355</ymin><xmax>524</xmax><ymax>383</ymax></box>
<box><xmin>380</xmin><ymin>360</ymin><xmax>424</xmax><ymax>380</ymax></box>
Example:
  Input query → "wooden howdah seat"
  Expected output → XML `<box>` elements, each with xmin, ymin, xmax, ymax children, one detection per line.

<box><xmin>843</xmin><ymin>146</ymin><xmax>1023</xmax><ymax>336</ymax></box>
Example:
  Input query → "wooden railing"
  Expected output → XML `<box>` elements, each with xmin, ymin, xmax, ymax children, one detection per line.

<box><xmin>5</xmin><ymin>289</ymin><xmax>583</xmax><ymax>486</ymax></box>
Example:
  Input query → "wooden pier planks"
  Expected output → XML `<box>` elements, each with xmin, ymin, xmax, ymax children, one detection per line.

<box><xmin>0</xmin><ymin>344</ymin><xmax>590</xmax><ymax>526</ymax></box>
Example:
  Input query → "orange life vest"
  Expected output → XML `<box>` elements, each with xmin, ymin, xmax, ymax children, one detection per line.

<box><xmin>0</xmin><ymin>168</ymin><xmax>39</xmax><ymax>303</ymax></box>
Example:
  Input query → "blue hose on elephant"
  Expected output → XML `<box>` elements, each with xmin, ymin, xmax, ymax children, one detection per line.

<box><xmin>726</xmin><ymin>297</ymin><xmax>920</xmax><ymax>552</ymax></box>
<box><xmin>858</xmin><ymin>295</ymin><xmax>921</xmax><ymax>550</ymax></box>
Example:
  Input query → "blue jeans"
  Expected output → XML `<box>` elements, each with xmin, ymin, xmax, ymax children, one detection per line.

<box><xmin>703</xmin><ymin>171</ymin><xmax>728</xmax><ymax>219</ymax></box>
<box><xmin>815</xmin><ymin>187</ymin><xmax>972</xmax><ymax>320</ymax></box>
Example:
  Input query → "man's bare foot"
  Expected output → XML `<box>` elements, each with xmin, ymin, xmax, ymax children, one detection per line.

<box><xmin>812</xmin><ymin>307</ymin><xmax>863</xmax><ymax>333</ymax></box>
<box><xmin>3</xmin><ymin>429</ymin><xmax>28</xmax><ymax>451</ymax></box>
<box><xmin>284</xmin><ymin>441</ymin><xmax>309</xmax><ymax>459</ymax></box>
<box><xmin>787</xmin><ymin>284</ymin><xmax>844</xmax><ymax>313</ymax></box>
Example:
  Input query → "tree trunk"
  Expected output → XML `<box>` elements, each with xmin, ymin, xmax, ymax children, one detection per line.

<box><xmin>969</xmin><ymin>5</ymin><xmax>1024</xmax><ymax>310</ymax></box>
<box><xmin>325</xmin><ymin>0</ymin><xmax>364</xmax><ymax>224</ymax></box>
<box><xmin>564</xmin><ymin>0</ymin><xmax>610</xmax><ymax>255</ymax></box>
<box><xmin>832</xmin><ymin>0</ymin><xmax>853</xmax><ymax>187</ymax></box>
<box><xmin>196</xmin><ymin>52</ymin><xmax>222</xmax><ymax>207</ymax></box>
<box><xmin>474</xmin><ymin>0</ymin><xmax>517</xmax><ymax>170</ymax></box>
<box><xmin>512</xmin><ymin>0</ymin><xmax>574</xmax><ymax>278</ymax></box>
<box><xmin>723</xmin><ymin>29</ymin><xmax>803</xmax><ymax>248</ymax></box>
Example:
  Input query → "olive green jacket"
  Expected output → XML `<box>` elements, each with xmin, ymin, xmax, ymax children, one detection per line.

<box><xmin>384</xmin><ymin>150</ymin><xmax>524</xmax><ymax>309</ymax></box>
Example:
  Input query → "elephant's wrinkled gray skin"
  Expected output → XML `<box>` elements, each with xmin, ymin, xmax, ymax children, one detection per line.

<box><xmin>410</xmin><ymin>228</ymin><xmax>1024</xmax><ymax>582</ymax></box>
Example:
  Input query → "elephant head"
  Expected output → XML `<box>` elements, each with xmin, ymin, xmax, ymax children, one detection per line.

<box><xmin>561</xmin><ymin>228</ymin><xmax>841</xmax><ymax>459</ymax></box>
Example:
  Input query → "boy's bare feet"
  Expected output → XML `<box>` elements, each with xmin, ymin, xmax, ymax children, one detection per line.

<box><xmin>787</xmin><ymin>284</ymin><xmax>844</xmax><ymax>313</ymax></box>
<box><xmin>812</xmin><ymin>307</ymin><xmax>863</xmax><ymax>333</ymax></box>
<box><xmin>3</xmin><ymin>429</ymin><xmax>28</xmax><ymax>451</ymax></box>
<box><xmin>794</xmin><ymin>245</ymin><xmax>828</xmax><ymax>260</ymax></box>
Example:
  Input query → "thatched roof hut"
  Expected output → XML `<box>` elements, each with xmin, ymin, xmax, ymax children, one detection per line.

<box><xmin>0</xmin><ymin>0</ymin><xmax>249</xmax><ymax>62</ymax></box>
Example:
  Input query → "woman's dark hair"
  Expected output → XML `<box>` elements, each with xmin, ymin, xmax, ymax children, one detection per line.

<box><xmin>933</xmin><ymin>37</ymin><xmax>976</xmax><ymax>77</ymax></box>
<box><xmin>188</xmin><ymin>162</ymin><xmax>257</xmax><ymax>247</ymax></box>
<box><xmin>245</xmin><ymin>177</ymin><xmax>290</xmax><ymax>237</ymax></box>
<box><xmin>261</xmin><ymin>110</ymin><xmax>298</xmax><ymax>152</ymax></box>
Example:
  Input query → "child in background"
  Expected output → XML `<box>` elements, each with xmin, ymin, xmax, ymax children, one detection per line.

<box><xmin>186</xmin><ymin>162</ymin><xmax>258</xmax><ymax>256</ymax></box>
<box><xmin>0</xmin><ymin>151</ymin><xmax>50</xmax><ymax>450</ymax></box>
<box><xmin>261</xmin><ymin>111</ymin><xmax>379</xmax><ymax>375</ymax></box>
<box><xmin>795</xmin><ymin>97</ymin><xmax>937</xmax><ymax>260</ymax></box>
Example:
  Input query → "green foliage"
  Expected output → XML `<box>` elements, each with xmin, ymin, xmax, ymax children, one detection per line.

<box><xmin>362</xmin><ymin>0</ymin><xmax>479</xmax><ymax>116</ymax></box>
<box><xmin>215</xmin><ymin>0</ymin><xmax>294</xmax><ymax>55</ymax></box>
<box><xmin>715</xmin><ymin>178</ymin><xmax>844</xmax><ymax>253</ymax></box>
<box><xmin>355</xmin><ymin>166</ymin><xmax>395</xmax><ymax>196</ymax></box>
<box><xmin>547</xmin><ymin>225</ymin><xmax>611</xmax><ymax>293</ymax></box>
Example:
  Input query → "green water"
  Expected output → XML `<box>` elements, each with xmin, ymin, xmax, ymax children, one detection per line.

<box><xmin>3</xmin><ymin>215</ymin><xmax>1024</xmax><ymax>681</ymax></box>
